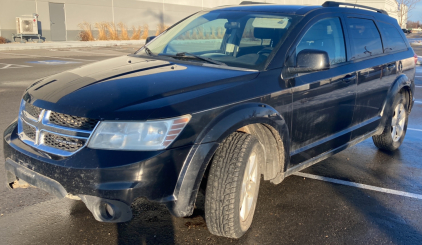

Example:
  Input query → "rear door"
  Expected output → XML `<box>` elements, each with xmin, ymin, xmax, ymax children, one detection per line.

<box><xmin>346</xmin><ymin>16</ymin><xmax>396</xmax><ymax>139</ymax></box>
<box><xmin>377</xmin><ymin>20</ymin><xmax>409</xmax><ymax>88</ymax></box>
<box><xmin>288</xmin><ymin>15</ymin><xmax>357</xmax><ymax>165</ymax></box>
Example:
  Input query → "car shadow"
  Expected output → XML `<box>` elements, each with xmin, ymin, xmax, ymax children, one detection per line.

<box><xmin>116</xmin><ymin>198</ymin><xmax>176</xmax><ymax>245</ymax></box>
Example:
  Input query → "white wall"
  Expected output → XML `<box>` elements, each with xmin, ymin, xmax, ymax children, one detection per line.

<box><xmin>0</xmin><ymin>0</ymin><xmax>403</xmax><ymax>41</ymax></box>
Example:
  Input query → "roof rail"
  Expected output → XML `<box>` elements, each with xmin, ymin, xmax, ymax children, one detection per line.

<box><xmin>322</xmin><ymin>1</ymin><xmax>388</xmax><ymax>15</ymax></box>
<box><xmin>239</xmin><ymin>1</ymin><xmax>269</xmax><ymax>5</ymax></box>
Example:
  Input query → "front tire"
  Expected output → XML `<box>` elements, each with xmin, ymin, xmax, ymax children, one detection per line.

<box><xmin>205</xmin><ymin>132</ymin><xmax>263</xmax><ymax>238</ymax></box>
<box><xmin>372</xmin><ymin>91</ymin><xmax>408</xmax><ymax>152</ymax></box>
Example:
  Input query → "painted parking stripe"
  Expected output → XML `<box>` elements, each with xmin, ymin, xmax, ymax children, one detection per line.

<box><xmin>408</xmin><ymin>128</ymin><xmax>422</xmax><ymax>132</ymax></box>
<box><xmin>416</xmin><ymin>86</ymin><xmax>422</xmax><ymax>88</ymax></box>
<box><xmin>0</xmin><ymin>52</ymin><xmax>96</xmax><ymax>62</ymax></box>
<box><xmin>415</xmin><ymin>101</ymin><xmax>422</xmax><ymax>104</ymax></box>
<box><xmin>0</xmin><ymin>63</ymin><xmax>31</xmax><ymax>69</ymax></box>
<box><xmin>293</xmin><ymin>172</ymin><xmax>422</xmax><ymax>200</ymax></box>
<box><xmin>54</xmin><ymin>49</ymin><xmax>118</xmax><ymax>56</ymax></box>
<box><xmin>27</xmin><ymin>60</ymin><xmax>81</xmax><ymax>65</ymax></box>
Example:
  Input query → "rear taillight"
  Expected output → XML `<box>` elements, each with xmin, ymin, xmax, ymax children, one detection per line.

<box><xmin>414</xmin><ymin>53</ymin><xmax>418</xmax><ymax>65</ymax></box>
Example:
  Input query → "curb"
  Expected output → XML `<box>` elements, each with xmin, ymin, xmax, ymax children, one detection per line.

<box><xmin>0</xmin><ymin>40</ymin><xmax>146</xmax><ymax>51</ymax></box>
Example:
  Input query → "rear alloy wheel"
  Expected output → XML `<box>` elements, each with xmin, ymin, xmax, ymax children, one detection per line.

<box><xmin>391</xmin><ymin>103</ymin><xmax>406</xmax><ymax>142</ymax></box>
<box><xmin>205</xmin><ymin>132</ymin><xmax>263</xmax><ymax>238</ymax></box>
<box><xmin>373</xmin><ymin>92</ymin><xmax>408</xmax><ymax>151</ymax></box>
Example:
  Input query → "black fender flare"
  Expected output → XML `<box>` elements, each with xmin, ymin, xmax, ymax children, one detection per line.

<box><xmin>166</xmin><ymin>102</ymin><xmax>290</xmax><ymax>217</ymax></box>
<box><xmin>377</xmin><ymin>74</ymin><xmax>414</xmax><ymax>134</ymax></box>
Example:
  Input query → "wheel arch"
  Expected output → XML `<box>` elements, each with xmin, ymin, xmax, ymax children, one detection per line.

<box><xmin>378</xmin><ymin>74</ymin><xmax>414</xmax><ymax>133</ymax></box>
<box><xmin>166</xmin><ymin>102</ymin><xmax>290</xmax><ymax>217</ymax></box>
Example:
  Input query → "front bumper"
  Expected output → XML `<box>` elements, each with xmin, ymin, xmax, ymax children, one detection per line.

<box><xmin>3</xmin><ymin>120</ymin><xmax>196</xmax><ymax>222</ymax></box>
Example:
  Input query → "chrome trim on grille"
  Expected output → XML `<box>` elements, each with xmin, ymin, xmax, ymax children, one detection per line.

<box><xmin>17</xmin><ymin>100</ymin><xmax>99</xmax><ymax>156</ymax></box>
<box><xmin>22</xmin><ymin>109</ymin><xmax>41</xmax><ymax>122</ymax></box>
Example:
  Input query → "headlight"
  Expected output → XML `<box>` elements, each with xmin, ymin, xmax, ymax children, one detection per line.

<box><xmin>87</xmin><ymin>115</ymin><xmax>191</xmax><ymax>150</ymax></box>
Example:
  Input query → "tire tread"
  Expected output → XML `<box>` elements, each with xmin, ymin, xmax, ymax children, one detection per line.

<box><xmin>205</xmin><ymin>132</ymin><xmax>252</xmax><ymax>238</ymax></box>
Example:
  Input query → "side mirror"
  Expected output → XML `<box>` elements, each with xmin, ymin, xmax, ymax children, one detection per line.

<box><xmin>145</xmin><ymin>36</ymin><xmax>156</xmax><ymax>44</ymax></box>
<box><xmin>288</xmin><ymin>49</ymin><xmax>330</xmax><ymax>73</ymax></box>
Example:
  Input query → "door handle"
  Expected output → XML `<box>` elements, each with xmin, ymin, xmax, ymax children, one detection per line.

<box><xmin>342</xmin><ymin>75</ymin><xmax>356</xmax><ymax>83</ymax></box>
<box><xmin>387</xmin><ymin>64</ymin><xmax>396</xmax><ymax>70</ymax></box>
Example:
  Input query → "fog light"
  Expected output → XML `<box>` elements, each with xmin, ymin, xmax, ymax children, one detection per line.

<box><xmin>100</xmin><ymin>201</ymin><xmax>117</xmax><ymax>220</ymax></box>
<box><xmin>105</xmin><ymin>203</ymin><xmax>115</xmax><ymax>218</ymax></box>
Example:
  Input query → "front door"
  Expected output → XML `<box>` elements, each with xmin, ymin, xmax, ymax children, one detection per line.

<box><xmin>49</xmin><ymin>2</ymin><xmax>66</xmax><ymax>41</ymax></box>
<box><xmin>288</xmin><ymin>16</ymin><xmax>357</xmax><ymax>165</ymax></box>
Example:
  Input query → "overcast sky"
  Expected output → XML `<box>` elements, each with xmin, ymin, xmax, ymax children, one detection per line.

<box><xmin>408</xmin><ymin>2</ymin><xmax>422</xmax><ymax>22</ymax></box>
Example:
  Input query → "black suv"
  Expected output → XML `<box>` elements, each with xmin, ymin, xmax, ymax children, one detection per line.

<box><xmin>3</xmin><ymin>1</ymin><xmax>416</xmax><ymax>238</ymax></box>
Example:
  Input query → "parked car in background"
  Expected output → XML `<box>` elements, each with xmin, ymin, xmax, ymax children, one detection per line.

<box><xmin>3</xmin><ymin>0</ymin><xmax>416</xmax><ymax>239</ymax></box>
<box><xmin>402</xmin><ymin>28</ymin><xmax>412</xmax><ymax>34</ymax></box>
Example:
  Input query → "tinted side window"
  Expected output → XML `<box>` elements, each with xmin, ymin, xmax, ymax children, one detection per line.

<box><xmin>377</xmin><ymin>21</ymin><xmax>407</xmax><ymax>53</ymax></box>
<box><xmin>296</xmin><ymin>17</ymin><xmax>346</xmax><ymax>65</ymax></box>
<box><xmin>347</xmin><ymin>18</ymin><xmax>383</xmax><ymax>60</ymax></box>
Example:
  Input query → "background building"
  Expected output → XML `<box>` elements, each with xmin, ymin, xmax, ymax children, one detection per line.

<box><xmin>0</xmin><ymin>0</ymin><xmax>406</xmax><ymax>42</ymax></box>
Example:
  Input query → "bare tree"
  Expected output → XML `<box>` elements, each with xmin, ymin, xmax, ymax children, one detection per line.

<box><xmin>395</xmin><ymin>0</ymin><xmax>422</xmax><ymax>28</ymax></box>
<box><xmin>407</xmin><ymin>20</ymin><xmax>421</xmax><ymax>28</ymax></box>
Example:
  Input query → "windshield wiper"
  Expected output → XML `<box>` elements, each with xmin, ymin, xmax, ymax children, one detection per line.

<box><xmin>144</xmin><ymin>46</ymin><xmax>154</xmax><ymax>56</ymax></box>
<box><xmin>174</xmin><ymin>52</ymin><xmax>226</xmax><ymax>66</ymax></box>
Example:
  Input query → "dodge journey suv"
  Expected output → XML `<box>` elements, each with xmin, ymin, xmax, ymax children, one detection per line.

<box><xmin>3</xmin><ymin>1</ymin><xmax>416</xmax><ymax>238</ymax></box>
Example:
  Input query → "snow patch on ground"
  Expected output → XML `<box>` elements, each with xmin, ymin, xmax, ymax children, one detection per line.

<box><xmin>417</xmin><ymin>56</ymin><xmax>422</xmax><ymax>65</ymax></box>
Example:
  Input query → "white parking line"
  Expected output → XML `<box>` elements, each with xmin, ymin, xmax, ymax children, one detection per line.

<box><xmin>0</xmin><ymin>52</ymin><xmax>97</xmax><ymax>62</ymax></box>
<box><xmin>54</xmin><ymin>49</ymin><xmax>119</xmax><ymax>56</ymax></box>
<box><xmin>294</xmin><ymin>172</ymin><xmax>422</xmax><ymax>200</ymax></box>
<box><xmin>408</xmin><ymin>128</ymin><xmax>422</xmax><ymax>132</ymax></box>
<box><xmin>415</xmin><ymin>101</ymin><xmax>422</xmax><ymax>104</ymax></box>
<box><xmin>416</xmin><ymin>86</ymin><xmax>422</xmax><ymax>88</ymax></box>
<box><xmin>0</xmin><ymin>63</ymin><xmax>31</xmax><ymax>69</ymax></box>
<box><xmin>0</xmin><ymin>81</ymin><xmax>34</xmax><ymax>87</ymax></box>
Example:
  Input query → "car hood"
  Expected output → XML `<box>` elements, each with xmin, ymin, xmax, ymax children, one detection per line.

<box><xmin>24</xmin><ymin>56</ymin><xmax>259</xmax><ymax>120</ymax></box>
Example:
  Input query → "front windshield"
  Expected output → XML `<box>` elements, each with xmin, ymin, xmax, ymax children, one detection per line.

<box><xmin>136</xmin><ymin>11</ymin><xmax>300</xmax><ymax>70</ymax></box>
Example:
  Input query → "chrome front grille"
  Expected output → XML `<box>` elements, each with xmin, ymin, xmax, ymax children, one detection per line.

<box><xmin>49</xmin><ymin>111</ymin><xmax>99</xmax><ymax>131</ymax></box>
<box><xmin>22</xmin><ymin>120</ymin><xmax>37</xmax><ymax>140</ymax></box>
<box><xmin>24</xmin><ymin>103</ymin><xmax>42</xmax><ymax>120</ymax></box>
<box><xmin>17</xmin><ymin>101</ymin><xmax>99</xmax><ymax>156</ymax></box>
<box><xmin>43</xmin><ymin>132</ymin><xmax>87</xmax><ymax>152</ymax></box>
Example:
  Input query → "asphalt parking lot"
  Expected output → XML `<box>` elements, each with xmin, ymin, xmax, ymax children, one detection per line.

<box><xmin>0</xmin><ymin>45</ymin><xmax>422</xmax><ymax>245</ymax></box>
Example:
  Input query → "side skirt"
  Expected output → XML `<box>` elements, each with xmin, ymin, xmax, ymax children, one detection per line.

<box><xmin>283</xmin><ymin>129</ymin><xmax>377</xmax><ymax>178</ymax></box>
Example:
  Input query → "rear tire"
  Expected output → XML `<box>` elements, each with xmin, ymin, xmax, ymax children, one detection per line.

<box><xmin>205</xmin><ymin>132</ymin><xmax>263</xmax><ymax>238</ymax></box>
<box><xmin>372</xmin><ymin>92</ymin><xmax>408</xmax><ymax>152</ymax></box>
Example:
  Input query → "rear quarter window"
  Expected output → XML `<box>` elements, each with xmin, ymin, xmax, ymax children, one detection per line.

<box><xmin>377</xmin><ymin>21</ymin><xmax>408</xmax><ymax>53</ymax></box>
<box><xmin>347</xmin><ymin>18</ymin><xmax>383</xmax><ymax>60</ymax></box>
